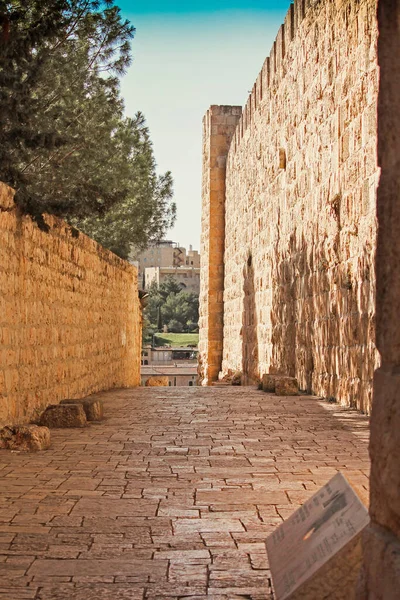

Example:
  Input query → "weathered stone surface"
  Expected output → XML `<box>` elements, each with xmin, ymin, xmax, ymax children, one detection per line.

<box><xmin>360</xmin><ymin>523</ymin><xmax>400</xmax><ymax>600</ymax></box>
<box><xmin>231</xmin><ymin>372</ymin><xmax>242</xmax><ymax>386</ymax></box>
<box><xmin>275</xmin><ymin>377</ymin><xmax>299</xmax><ymax>397</ymax></box>
<box><xmin>368</xmin><ymin>368</ymin><xmax>400</xmax><ymax>538</ymax></box>
<box><xmin>0</xmin><ymin>424</ymin><xmax>50</xmax><ymax>451</ymax></box>
<box><xmin>262</xmin><ymin>374</ymin><xmax>277</xmax><ymax>393</ymax></box>
<box><xmin>0</xmin><ymin>183</ymin><xmax>141</xmax><ymax>429</ymax></box>
<box><xmin>361</xmin><ymin>2</ymin><xmax>400</xmax><ymax>596</ymax></box>
<box><xmin>145</xmin><ymin>376</ymin><xmax>169</xmax><ymax>387</ymax></box>
<box><xmin>39</xmin><ymin>404</ymin><xmax>87</xmax><ymax>428</ymax></box>
<box><xmin>198</xmin><ymin>105</ymin><xmax>242</xmax><ymax>386</ymax></box>
<box><xmin>199</xmin><ymin>0</ymin><xmax>379</xmax><ymax>413</ymax></box>
<box><xmin>60</xmin><ymin>398</ymin><xmax>104</xmax><ymax>421</ymax></box>
<box><xmin>262</xmin><ymin>374</ymin><xmax>298</xmax><ymax>396</ymax></box>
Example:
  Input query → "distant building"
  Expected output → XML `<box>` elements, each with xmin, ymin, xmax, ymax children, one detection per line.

<box><xmin>141</xmin><ymin>364</ymin><xmax>198</xmax><ymax>387</ymax></box>
<box><xmin>145</xmin><ymin>265</ymin><xmax>200</xmax><ymax>295</ymax></box>
<box><xmin>131</xmin><ymin>240</ymin><xmax>200</xmax><ymax>290</ymax></box>
<box><xmin>141</xmin><ymin>345</ymin><xmax>198</xmax><ymax>387</ymax></box>
<box><xmin>141</xmin><ymin>347</ymin><xmax>198</xmax><ymax>365</ymax></box>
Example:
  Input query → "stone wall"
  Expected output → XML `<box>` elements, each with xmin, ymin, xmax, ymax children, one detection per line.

<box><xmin>200</xmin><ymin>0</ymin><xmax>379</xmax><ymax>413</ymax></box>
<box><xmin>361</xmin><ymin>0</ymin><xmax>400</xmax><ymax>595</ymax></box>
<box><xmin>199</xmin><ymin>106</ymin><xmax>241</xmax><ymax>384</ymax></box>
<box><xmin>0</xmin><ymin>183</ymin><xmax>141</xmax><ymax>426</ymax></box>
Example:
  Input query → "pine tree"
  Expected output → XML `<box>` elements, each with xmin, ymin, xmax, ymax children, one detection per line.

<box><xmin>73</xmin><ymin>113</ymin><xmax>176</xmax><ymax>258</ymax></box>
<box><xmin>0</xmin><ymin>1</ymin><xmax>176</xmax><ymax>253</ymax></box>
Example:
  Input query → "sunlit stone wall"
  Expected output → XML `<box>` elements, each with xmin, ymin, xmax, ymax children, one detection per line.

<box><xmin>0</xmin><ymin>183</ymin><xmax>141</xmax><ymax>426</ymax></box>
<box><xmin>201</xmin><ymin>0</ymin><xmax>379</xmax><ymax>413</ymax></box>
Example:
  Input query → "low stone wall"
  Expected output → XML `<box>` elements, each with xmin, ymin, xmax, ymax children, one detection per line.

<box><xmin>0</xmin><ymin>183</ymin><xmax>141</xmax><ymax>426</ymax></box>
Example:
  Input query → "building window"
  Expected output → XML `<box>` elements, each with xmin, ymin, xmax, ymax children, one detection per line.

<box><xmin>189</xmin><ymin>381</ymin><xmax>193</xmax><ymax>386</ymax></box>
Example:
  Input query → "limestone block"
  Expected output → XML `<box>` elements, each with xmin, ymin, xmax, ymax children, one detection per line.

<box><xmin>39</xmin><ymin>404</ymin><xmax>87</xmax><ymax>428</ymax></box>
<box><xmin>262</xmin><ymin>374</ymin><xmax>299</xmax><ymax>395</ymax></box>
<box><xmin>262</xmin><ymin>374</ymin><xmax>278</xmax><ymax>392</ymax></box>
<box><xmin>0</xmin><ymin>424</ymin><xmax>50</xmax><ymax>451</ymax></box>
<box><xmin>145</xmin><ymin>376</ymin><xmax>169</xmax><ymax>387</ymax></box>
<box><xmin>266</xmin><ymin>473</ymin><xmax>370</xmax><ymax>600</ymax></box>
<box><xmin>369</xmin><ymin>367</ymin><xmax>400</xmax><ymax>536</ymax></box>
<box><xmin>275</xmin><ymin>377</ymin><xmax>299</xmax><ymax>396</ymax></box>
<box><xmin>60</xmin><ymin>398</ymin><xmax>104</xmax><ymax>421</ymax></box>
<box><xmin>231</xmin><ymin>372</ymin><xmax>242</xmax><ymax>386</ymax></box>
<box><xmin>360</xmin><ymin>523</ymin><xmax>400</xmax><ymax>600</ymax></box>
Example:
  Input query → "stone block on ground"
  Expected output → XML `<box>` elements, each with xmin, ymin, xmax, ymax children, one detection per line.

<box><xmin>275</xmin><ymin>377</ymin><xmax>299</xmax><ymax>396</ymax></box>
<box><xmin>60</xmin><ymin>398</ymin><xmax>104</xmax><ymax>421</ymax></box>
<box><xmin>39</xmin><ymin>404</ymin><xmax>87</xmax><ymax>428</ymax></box>
<box><xmin>231</xmin><ymin>372</ymin><xmax>242</xmax><ymax>386</ymax></box>
<box><xmin>0</xmin><ymin>424</ymin><xmax>51</xmax><ymax>451</ymax></box>
<box><xmin>262</xmin><ymin>374</ymin><xmax>299</xmax><ymax>395</ymax></box>
<box><xmin>262</xmin><ymin>374</ymin><xmax>277</xmax><ymax>392</ymax></box>
<box><xmin>145</xmin><ymin>376</ymin><xmax>169</xmax><ymax>387</ymax></box>
<box><xmin>266</xmin><ymin>472</ymin><xmax>370</xmax><ymax>599</ymax></box>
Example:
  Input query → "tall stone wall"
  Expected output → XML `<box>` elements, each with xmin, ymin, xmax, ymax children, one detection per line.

<box><xmin>361</xmin><ymin>0</ymin><xmax>400</xmax><ymax>595</ymax></box>
<box><xmin>199</xmin><ymin>106</ymin><xmax>241</xmax><ymax>385</ymax></box>
<box><xmin>0</xmin><ymin>183</ymin><xmax>141</xmax><ymax>426</ymax></box>
<box><xmin>201</xmin><ymin>0</ymin><xmax>379</xmax><ymax>413</ymax></box>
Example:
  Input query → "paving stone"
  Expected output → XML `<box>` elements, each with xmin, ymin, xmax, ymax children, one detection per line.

<box><xmin>174</xmin><ymin>517</ymin><xmax>245</xmax><ymax>534</ymax></box>
<box><xmin>71</xmin><ymin>497</ymin><xmax>158</xmax><ymax>517</ymax></box>
<box><xmin>35</xmin><ymin>585</ymin><xmax>144</xmax><ymax>599</ymax></box>
<box><xmin>196</xmin><ymin>489</ymin><xmax>288</xmax><ymax>506</ymax></box>
<box><xmin>0</xmin><ymin>387</ymin><xmax>370</xmax><ymax>599</ymax></box>
<box><xmin>28</xmin><ymin>558</ymin><xmax>167</xmax><ymax>577</ymax></box>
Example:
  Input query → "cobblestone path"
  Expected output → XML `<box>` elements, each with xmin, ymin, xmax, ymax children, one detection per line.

<box><xmin>0</xmin><ymin>387</ymin><xmax>370</xmax><ymax>599</ymax></box>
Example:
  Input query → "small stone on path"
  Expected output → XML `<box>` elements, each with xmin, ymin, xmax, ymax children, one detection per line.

<box><xmin>0</xmin><ymin>424</ymin><xmax>50</xmax><ymax>451</ymax></box>
<box><xmin>60</xmin><ymin>397</ymin><xmax>104</xmax><ymax>421</ymax></box>
<box><xmin>145</xmin><ymin>376</ymin><xmax>169</xmax><ymax>386</ymax></box>
<box><xmin>39</xmin><ymin>403</ymin><xmax>87</xmax><ymax>428</ymax></box>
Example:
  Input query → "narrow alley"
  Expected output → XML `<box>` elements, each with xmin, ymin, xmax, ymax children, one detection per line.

<box><xmin>0</xmin><ymin>387</ymin><xmax>370</xmax><ymax>600</ymax></box>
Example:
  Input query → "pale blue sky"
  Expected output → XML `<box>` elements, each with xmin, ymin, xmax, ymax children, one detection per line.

<box><xmin>119</xmin><ymin>3</ymin><xmax>291</xmax><ymax>249</ymax></box>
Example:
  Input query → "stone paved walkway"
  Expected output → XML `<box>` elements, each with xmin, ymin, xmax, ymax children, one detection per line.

<box><xmin>0</xmin><ymin>387</ymin><xmax>370</xmax><ymax>599</ymax></box>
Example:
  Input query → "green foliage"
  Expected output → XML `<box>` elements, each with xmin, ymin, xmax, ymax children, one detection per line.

<box><xmin>0</xmin><ymin>0</ymin><xmax>176</xmax><ymax>254</ymax></box>
<box><xmin>71</xmin><ymin>113</ymin><xmax>175</xmax><ymax>257</ymax></box>
<box><xmin>143</xmin><ymin>276</ymin><xmax>199</xmax><ymax>342</ymax></box>
<box><xmin>167</xmin><ymin>319</ymin><xmax>183</xmax><ymax>333</ymax></box>
<box><xmin>153</xmin><ymin>333</ymin><xmax>199</xmax><ymax>348</ymax></box>
<box><xmin>162</xmin><ymin>291</ymin><xmax>199</xmax><ymax>330</ymax></box>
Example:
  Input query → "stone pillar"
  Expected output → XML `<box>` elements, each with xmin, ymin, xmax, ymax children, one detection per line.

<box><xmin>361</xmin><ymin>0</ymin><xmax>400</xmax><ymax>596</ymax></box>
<box><xmin>198</xmin><ymin>105</ymin><xmax>241</xmax><ymax>385</ymax></box>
